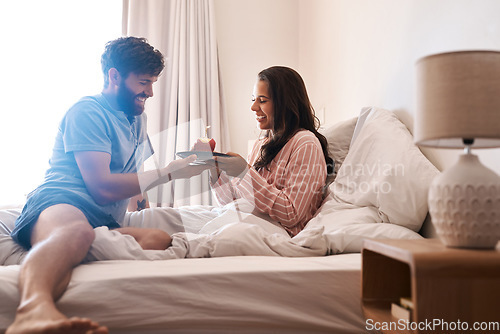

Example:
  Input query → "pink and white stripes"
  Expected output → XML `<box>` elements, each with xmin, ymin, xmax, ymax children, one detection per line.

<box><xmin>212</xmin><ymin>130</ymin><xmax>326</xmax><ymax>236</ymax></box>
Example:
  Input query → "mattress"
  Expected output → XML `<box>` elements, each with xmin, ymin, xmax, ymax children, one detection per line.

<box><xmin>0</xmin><ymin>254</ymin><xmax>366</xmax><ymax>334</ymax></box>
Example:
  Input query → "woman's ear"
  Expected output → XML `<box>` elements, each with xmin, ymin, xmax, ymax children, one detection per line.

<box><xmin>108</xmin><ymin>68</ymin><xmax>121</xmax><ymax>87</ymax></box>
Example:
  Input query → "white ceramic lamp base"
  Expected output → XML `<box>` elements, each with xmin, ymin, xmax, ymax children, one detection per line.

<box><xmin>428</xmin><ymin>153</ymin><xmax>500</xmax><ymax>248</ymax></box>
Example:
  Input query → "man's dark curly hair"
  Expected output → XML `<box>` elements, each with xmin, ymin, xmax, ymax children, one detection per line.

<box><xmin>101</xmin><ymin>36</ymin><xmax>165</xmax><ymax>87</ymax></box>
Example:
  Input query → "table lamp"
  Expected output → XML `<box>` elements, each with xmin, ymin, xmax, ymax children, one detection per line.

<box><xmin>415</xmin><ymin>50</ymin><xmax>500</xmax><ymax>249</ymax></box>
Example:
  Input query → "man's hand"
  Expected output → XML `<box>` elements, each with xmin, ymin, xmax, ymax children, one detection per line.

<box><xmin>166</xmin><ymin>155</ymin><xmax>211</xmax><ymax>180</ymax></box>
<box><xmin>74</xmin><ymin>151</ymin><xmax>211</xmax><ymax>205</ymax></box>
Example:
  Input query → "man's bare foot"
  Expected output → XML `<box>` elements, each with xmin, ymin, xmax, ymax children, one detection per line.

<box><xmin>6</xmin><ymin>302</ymin><xmax>108</xmax><ymax>334</ymax></box>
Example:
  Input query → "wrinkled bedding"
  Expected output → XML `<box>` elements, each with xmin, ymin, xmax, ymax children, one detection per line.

<box><xmin>88</xmin><ymin>220</ymin><xmax>327</xmax><ymax>262</ymax></box>
<box><xmin>1</xmin><ymin>203</ymin><xmax>328</xmax><ymax>266</ymax></box>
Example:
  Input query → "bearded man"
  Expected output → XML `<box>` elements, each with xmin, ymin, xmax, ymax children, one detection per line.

<box><xmin>8</xmin><ymin>37</ymin><xmax>203</xmax><ymax>334</ymax></box>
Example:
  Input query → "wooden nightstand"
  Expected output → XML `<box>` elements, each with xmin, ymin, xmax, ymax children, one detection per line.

<box><xmin>361</xmin><ymin>239</ymin><xmax>500</xmax><ymax>334</ymax></box>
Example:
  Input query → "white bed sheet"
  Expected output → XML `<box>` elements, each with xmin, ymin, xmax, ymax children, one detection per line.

<box><xmin>0</xmin><ymin>254</ymin><xmax>366</xmax><ymax>334</ymax></box>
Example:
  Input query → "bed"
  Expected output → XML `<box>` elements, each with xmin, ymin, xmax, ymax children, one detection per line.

<box><xmin>0</xmin><ymin>107</ymin><xmax>439</xmax><ymax>333</ymax></box>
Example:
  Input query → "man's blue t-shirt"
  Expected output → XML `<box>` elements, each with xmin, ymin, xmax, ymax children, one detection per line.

<box><xmin>11</xmin><ymin>94</ymin><xmax>153</xmax><ymax>249</ymax></box>
<box><xmin>39</xmin><ymin>94</ymin><xmax>152</xmax><ymax>224</ymax></box>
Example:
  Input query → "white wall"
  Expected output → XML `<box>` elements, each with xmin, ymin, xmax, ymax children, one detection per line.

<box><xmin>297</xmin><ymin>0</ymin><xmax>500</xmax><ymax>173</ymax></box>
<box><xmin>216</xmin><ymin>0</ymin><xmax>500</xmax><ymax>173</ymax></box>
<box><xmin>214</xmin><ymin>0</ymin><xmax>299</xmax><ymax>155</ymax></box>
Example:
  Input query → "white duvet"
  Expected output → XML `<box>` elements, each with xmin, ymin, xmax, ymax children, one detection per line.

<box><xmin>0</xmin><ymin>201</ymin><xmax>423</xmax><ymax>266</ymax></box>
<box><xmin>0</xmin><ymin>203</ymin><xmax>329</xmax><ymax>266</ymax></box>
<box><xmin>87</xmin><ymin>208</ymin><xmax>328</xmax><ymax>262</ymax></box>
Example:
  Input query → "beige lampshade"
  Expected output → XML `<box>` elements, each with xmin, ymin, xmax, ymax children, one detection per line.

<box><xmin>415</xmin><ymin>50</ymin><xmax>500</xmax><ymax>148</ymax></box>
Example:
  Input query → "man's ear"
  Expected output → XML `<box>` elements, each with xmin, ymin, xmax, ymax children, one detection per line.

<box><xmin>108</xmin><ymin>68</ymin><xmax>121</xmax><ymax>87</ymax></box>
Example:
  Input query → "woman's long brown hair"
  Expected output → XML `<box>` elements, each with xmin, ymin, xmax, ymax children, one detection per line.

<box><xmin>253</xmin><ymin>66</ymin><xmax>333</xmax><ymax>174</ymax></box>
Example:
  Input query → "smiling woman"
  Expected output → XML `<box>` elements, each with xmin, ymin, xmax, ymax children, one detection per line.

<box><xmin>0</xmin><ymin>0</ymin><xmax>122</xmax><ymax>206</ymax></box>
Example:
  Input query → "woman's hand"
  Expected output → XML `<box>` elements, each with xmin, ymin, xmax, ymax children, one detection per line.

<box><xmin>209</xmin><ymin>152</ymin><xmax>250</xmax><ymax>178</ymax></box>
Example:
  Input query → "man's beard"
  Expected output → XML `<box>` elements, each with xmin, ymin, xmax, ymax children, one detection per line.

<box><xmin>117</xmin><ymin>82</ymin><xmax>147</xmax><ymax>117</ymax></box>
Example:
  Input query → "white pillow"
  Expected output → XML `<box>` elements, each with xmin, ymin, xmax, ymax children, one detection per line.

<box><xmin>325</xmin><ymin>223</ymin><xmax>423</xmax><ymax>254</ymax></box>
<box><xmin>0</xmin><ymin>209</ymin><xmax>27</xmax><ymax>265</ymax></box>
<box><xmin>330</xmin><ymin>107</ymin><xmax>439</xmax><ymax>231</ymax></box>
<box><xmin>0</xmin><ymin>235</ymin><xmax>26</xmax><ymax>265</ymax></box>
<box><xmin>321</xmin><ymin>117</ymin><xmax>358</xmax><ymax>177</ymax></box>
<box><xmin>303</xmin><ymin>199</ymin><xmax>423</xmax><ymax>253</ymax></box>
<box><xmin>349</xmin><ymin>107</ymin><xmax>373</xmax><ymax>146</ymax></box>
<box><xmin>0</xmin><ymin>209</ymin><xmax>21</xmax><ymax>236</ymax></box>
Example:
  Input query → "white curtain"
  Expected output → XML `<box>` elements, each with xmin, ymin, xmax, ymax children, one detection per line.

<box><xmin>123</xmin><ymin>0</ymin><xmax>230</xmax><ymax>207</ymax></box>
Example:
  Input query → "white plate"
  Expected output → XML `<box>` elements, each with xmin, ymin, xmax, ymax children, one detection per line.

<box><xmin>176</xmin><ymin>151</ymin><xmax>230</xmax><ymax>161</ymax></box>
